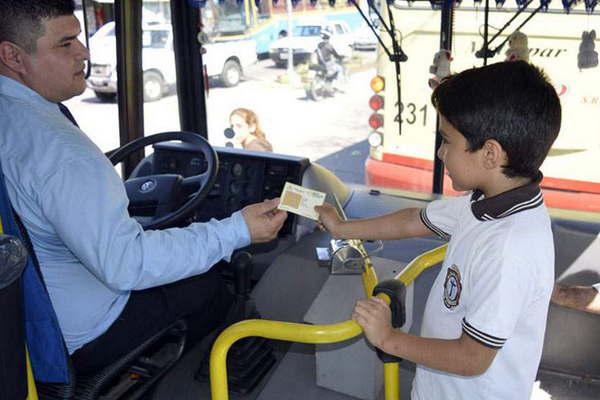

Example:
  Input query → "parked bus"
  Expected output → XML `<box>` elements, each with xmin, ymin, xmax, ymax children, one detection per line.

<box><xmin>203</xmin><ymin>0</ymin><xmax>366</xmax><ymax>54</ymax></box>
<box><xmin>365</xmin><ymin>0</ymin><xmax>600</xmax><ymax>213</ymax></box>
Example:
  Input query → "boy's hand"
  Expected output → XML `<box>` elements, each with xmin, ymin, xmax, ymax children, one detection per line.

<box><xmin>314</xmin><ymin>203</ymin><xmax>343</xmax><ymax>236</ymax></box>
<box><xmin>242</xmin><ymin>198</ymin><xmax>288</xmax><ymax>243</ymax></box>
<box><xmin>352</xmin><ymin>297</ymin><xmax>393</xmax><ymax>348</ymax></box>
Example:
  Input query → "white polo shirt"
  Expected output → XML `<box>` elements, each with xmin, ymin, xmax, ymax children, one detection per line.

<box><xmin>412</xmin><ymin>176</ymin><xmax>554</xmax><ymax>400</ymax></box>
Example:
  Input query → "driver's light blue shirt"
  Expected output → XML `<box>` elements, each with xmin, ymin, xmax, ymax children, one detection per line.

<box><xmin>0</xmin><ymin>76</ymin><xmax>251</xmax><ymax>354</ymax></box>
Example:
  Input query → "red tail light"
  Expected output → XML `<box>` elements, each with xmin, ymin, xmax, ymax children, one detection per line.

<box><xmin>369</xmin><ymin>94</ymin><xmax>384</xmax><ymax>110</ymax></box>
<box><xmin>369</xmin><ymin>113</ymin><xmax>384</xmax><ymax>129</ymax></box>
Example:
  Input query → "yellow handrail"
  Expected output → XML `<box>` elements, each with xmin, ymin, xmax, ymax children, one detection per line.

<box><xmin>209</xmin><ymin>243</ymin><xmax>448</xmax><ymax>400</ymax></box>
<box><xmin>210</xmin><ymin>319</ymin><xmax>360</xmax><ymax>399</ymax></box>
<box><xmin>210</xmin><ymin>292</ymin><xmax>394</xmax><ymax>400</ymax></box>
<box><xmin>397</xmin><ymin>244</ymin><xmax>447</xmax><ymax>286</ymax></box>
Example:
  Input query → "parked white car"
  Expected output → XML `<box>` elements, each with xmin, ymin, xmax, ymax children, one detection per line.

<box><xmin>203</xmin><ymin>38</ymin><xmax>257</xmax><ymax>87</ymax></box>
<box><xmin>87</xmin><ymin>22</ymin><xmax>256</xmax><ymax>102</ymax></box>
<box><xmin>352</xmin><ymin>22</ymin><xmax>378</xmax><ymax>51</ymax></box>
<box><xmin>268</xmin><ymin>21</ymin><xmax>354</xmax><ymax>67</ymax></box>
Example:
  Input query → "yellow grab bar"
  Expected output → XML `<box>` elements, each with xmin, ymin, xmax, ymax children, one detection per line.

<box><xmin>210</xmin><ymin>243</ymin><xmax>448</xmax><ymax>400</ymax></box>
<box><xmin>362</xmin><ymin>257</ymin><xmax>379</xmax><ymax>298</ymax></box>
<box><xmin>210</xmin><ymin>293</ymin><xmax>394</xmax><ymax>400</ymax></box>
<box><xmin>397</xmin><ymin>244</ymin><xmax>447</xmax><ymax>286</ymax></box>
<box><xmin>210</xmin><ymin>319</ymin><xmax>362</xmax><ymax>399</ymax></box>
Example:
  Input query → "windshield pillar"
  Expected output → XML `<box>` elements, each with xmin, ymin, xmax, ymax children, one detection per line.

<box><xmin>115</xmin><ymin>0</ymin><xmax>145</xmax><ymax>178</ymax></box>
<box><xmin>170</xmin><ymin>1</ymin><xmax>208</xmax><ymax>137</ymax></box>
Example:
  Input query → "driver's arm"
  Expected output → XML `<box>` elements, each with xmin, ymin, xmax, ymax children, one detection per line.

<box><xmin>39</xmin><ymin>141</ymin><xmax>259</xmax><ymax>291</ymax></box>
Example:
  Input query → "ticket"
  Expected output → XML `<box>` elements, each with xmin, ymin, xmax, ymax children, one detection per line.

<box><xmin>277</xmin><ymin>182</ymin><xmax>326</xmax><ymax>221</ymax></box>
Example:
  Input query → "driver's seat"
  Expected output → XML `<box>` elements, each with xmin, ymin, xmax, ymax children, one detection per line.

<box><xmin>0</xmin><ymin>160</ymin><xmax>187</xmax><ymax>400</ymax></box>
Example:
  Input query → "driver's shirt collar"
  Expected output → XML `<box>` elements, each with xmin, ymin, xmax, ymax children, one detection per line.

<box><xmin>0</xmin><ymin>75</ymin><xmax>69</xmax><ymax>122</ymax></box>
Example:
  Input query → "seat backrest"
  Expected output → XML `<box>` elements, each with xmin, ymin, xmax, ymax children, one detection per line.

<box><xmin>0</xmin><ymin>160</ymin><xmax>70</xmax><ymax>383</ymax></box>
<box><xmin>0</xmin><ymin>234</ymin><xmax>28</xmax><ymax>399</ymax></box>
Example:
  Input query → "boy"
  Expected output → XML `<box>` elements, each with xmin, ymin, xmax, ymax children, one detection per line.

<box><xmin>316</xmin><ymin>61</ymin><xmax>561</xmax><ymax>399</ymax></box>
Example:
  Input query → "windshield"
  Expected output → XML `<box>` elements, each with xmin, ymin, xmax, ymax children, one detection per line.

<box><xmin>73</xmin><ymin>0</ymin><xmax>600</xmax><ymax>217</ymax></box>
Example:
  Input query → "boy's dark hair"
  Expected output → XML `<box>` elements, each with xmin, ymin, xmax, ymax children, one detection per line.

<box><xmin>431</xmin><ymin>61</ymin><xmax>561</xmax><ymax>179</ymax></box>
<box><xmin>0</xmin><ymin>1</ymin><xmax>75</xmax><ymax>53</ymax></box>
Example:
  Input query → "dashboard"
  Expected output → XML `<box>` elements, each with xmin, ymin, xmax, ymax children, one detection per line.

<box><xmin>132</xmin><ymin>142</ymin><xmax>310</xmax><ymax>236</ymax></box>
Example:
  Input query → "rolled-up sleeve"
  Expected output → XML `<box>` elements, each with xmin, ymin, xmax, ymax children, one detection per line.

<box><xmin>40</xmin><ymin>153</ymin><xmax>250</xmax><ymax>291</ymax></box>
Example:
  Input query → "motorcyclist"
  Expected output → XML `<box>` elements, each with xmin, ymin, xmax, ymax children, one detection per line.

<box><xmin>315</xmin><ymin>28</ymin><xmax>344</xmax><ymax>86</ymax></box>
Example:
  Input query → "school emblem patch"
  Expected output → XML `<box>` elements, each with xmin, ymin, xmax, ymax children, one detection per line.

<box><xmin>443</xmin><ymin>265</ymin><xmax>462</xmax><ymax>309</ymax></box>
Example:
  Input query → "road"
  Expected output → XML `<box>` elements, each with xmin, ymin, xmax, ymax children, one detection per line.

<box><xmin>64</xmin><ymin>55</ymin><xmax>376</xmax><ymax>184</ymax></box>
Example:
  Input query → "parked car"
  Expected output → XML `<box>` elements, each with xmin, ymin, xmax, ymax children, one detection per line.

<box><xmin>268</xmin><ymin>21</ymin><xmax>354</xmax><ymax>67</ymax></box>
<box><xmin>87</xmin><ymin>22</ymin><xmax>256</xmax><ymax>102</ymax></box>
<box><xmin>203</xmin><ymin>38</ymin><xmax>257</xmax><ymax>87</ymax></box>
<box><xmin>352</xmin><ymin>22</ymin><xmax>379</xmax><ymax>51</ymax></box>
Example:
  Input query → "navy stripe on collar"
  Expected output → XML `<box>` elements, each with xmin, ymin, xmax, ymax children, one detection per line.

<box><xmin>470</xmin><ymin>172</ymin><xmax>544</xmax><ymax>221</ymax></box>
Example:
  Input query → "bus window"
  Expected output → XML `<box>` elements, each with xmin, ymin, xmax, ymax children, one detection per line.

<box><xmin>67</xmin><ymin>1</ymin><xmax>182</xmax><ymax>153</ymax></box>
<box><xmin>63</xmin><ymin>0</ymin><xmax>121</xmax><ymax>154</ymax></box>
<box><xmin>201</xmin><ymin>0</ymin><xmax>378</xmax><ymax>183</ymax></box>
<box><xmin>367</xmin><ymin>2</ymin><xmax>600</xmax><ymax>214</ymax></box>
<box><xmin>141</xmin><ymin>3</ymin><xmax>182</xmax><ymax>137</ymax></box>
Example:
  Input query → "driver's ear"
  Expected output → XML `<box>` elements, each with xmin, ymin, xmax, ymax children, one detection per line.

<box><xmin>0</xmin><ymin>41</ymin><xmax>28</xmax><ymax>75</ymax></box>
<box><xmin>248</xmin><ymin>123</ymin><xmax>257</xmax><ymax>134</ymax></box>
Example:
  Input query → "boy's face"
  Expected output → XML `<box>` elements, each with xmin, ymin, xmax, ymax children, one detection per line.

<box><xmin>437</xmin><ymin>115</ymin><xmax>484</xmax><ymax>192</ymax></box>
<box><xmin>20</xmin><ymin>15</ymin><xmax>89</xmax><ymax>103</ymax></box>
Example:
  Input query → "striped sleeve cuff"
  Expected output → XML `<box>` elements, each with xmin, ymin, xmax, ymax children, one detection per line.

<box><xmin>419</xmin><ymin>208</ymin><xmax>451</xmax><ymax>241</ymax></box>
<box><xmin>462</xmin><ymin>319</ymin><xmax>506</xmax><ymax>349</ymax></box>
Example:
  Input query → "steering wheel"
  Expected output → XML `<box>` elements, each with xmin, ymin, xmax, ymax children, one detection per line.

<box><xmin>109</xmin><ymin>131</ymin><xmax>218</xmax><ymax>230</ymax></box>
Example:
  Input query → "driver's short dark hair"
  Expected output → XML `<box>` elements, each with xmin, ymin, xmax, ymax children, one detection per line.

<box><xmin>0</xmin><ymin>0</ymin><xmax>75</xmax><ymax>53</ymax></box>
<box><xmin>431</xmin><ymin>61</ymin><xmax>561</xmax><ymax>179</ymax></box>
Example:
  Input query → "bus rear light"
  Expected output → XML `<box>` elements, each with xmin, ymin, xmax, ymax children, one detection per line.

<box><xmin>369</xmin><ymin>94</ymin><xmax>384</xmax><ymax>110</ymax></box>
<box><xmin>368</xmin><ymin>132</ymin><xmax>383</xmax><ymax>147</ymax></box>
<box><xmin>370</xmin><ymin>76</ymin><xmax>385</xmax><ymax>93</ymax></box>
<box><xmin>368</xmin><ymin>113</ymin><xmax>384</xmax><ymax>129</ymax></box>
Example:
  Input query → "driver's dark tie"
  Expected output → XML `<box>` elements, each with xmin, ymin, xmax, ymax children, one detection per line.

<box><xmin>58</xmin><ymin>103</ymin><xmax>79</xmax><ymax>128</ymax></box>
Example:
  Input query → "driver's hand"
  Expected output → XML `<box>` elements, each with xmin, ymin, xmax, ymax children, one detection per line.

<box><xmin>241</xmin><ymin>198</ymin><xmax>287</xmax><ymax>243</ymax></box>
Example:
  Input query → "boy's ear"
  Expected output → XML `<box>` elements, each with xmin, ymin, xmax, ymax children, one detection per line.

<box><xmin>481</xmin><ymin>139</ymin><xmax>505</xmax><ymax>169</ymax></box>
<box><xmin>0</xmin><ymin>41</ymin><xmax>27</xmax><ymax>74</ymax></box>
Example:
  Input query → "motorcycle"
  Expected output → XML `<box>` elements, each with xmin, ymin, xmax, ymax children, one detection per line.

<box><xmin>304</xmin><ymin>57</ymin><xmax>346</xmax><ymax>101</ymax></box>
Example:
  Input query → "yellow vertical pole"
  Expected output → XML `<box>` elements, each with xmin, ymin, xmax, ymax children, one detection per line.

<box><xmin>26</xmin><ymin>348</ymin><xmax>38</xmax><ymax>400</ymax></box>
<box><xmin>383</xmin><ymin>362</ymin><xmax>399</xmax><ymax>400</ymax></box>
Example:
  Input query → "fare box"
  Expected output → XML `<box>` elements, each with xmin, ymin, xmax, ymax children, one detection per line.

<box><xmin>278</xmin><ymin>182</ymin><xmax>326</xmax><ymax>221</ymax></box>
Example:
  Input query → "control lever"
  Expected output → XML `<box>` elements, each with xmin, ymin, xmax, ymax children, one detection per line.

<box><xmin>231</xmin><ymin>250</ymin><xmax>253</xmax><ymax>300</ymax></box>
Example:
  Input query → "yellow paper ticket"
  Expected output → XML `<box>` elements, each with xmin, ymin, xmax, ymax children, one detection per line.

<box><xmin>278</xmin><ymin>182</ymin><xmax>326</xmax><ymax>220</ymax></box>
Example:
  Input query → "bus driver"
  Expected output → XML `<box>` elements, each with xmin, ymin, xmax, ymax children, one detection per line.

<box><xmin>0</xmin><ymin>0</ymin><xmax>287</xmax><ymax>374</ymax></box>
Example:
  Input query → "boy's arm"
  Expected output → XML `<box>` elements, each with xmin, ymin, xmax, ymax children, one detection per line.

<box><xmin>382</xmin><ymin>329</ymin><xmax>497</xmax><ymax>376</ymax></box>
<box><xmin>315</xmin><ymin>205</ymin><xmax>432</xmax><ymax>241</ymax></box>
<box><xmin>551</xmin><ymin>283</ymin><xmax>600</xmax><ymax>315</ymax></box>
<box><xmin>354</xmin><ymin>297</ymin><xmax>497</xmax><ymax>376</ymax></box>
